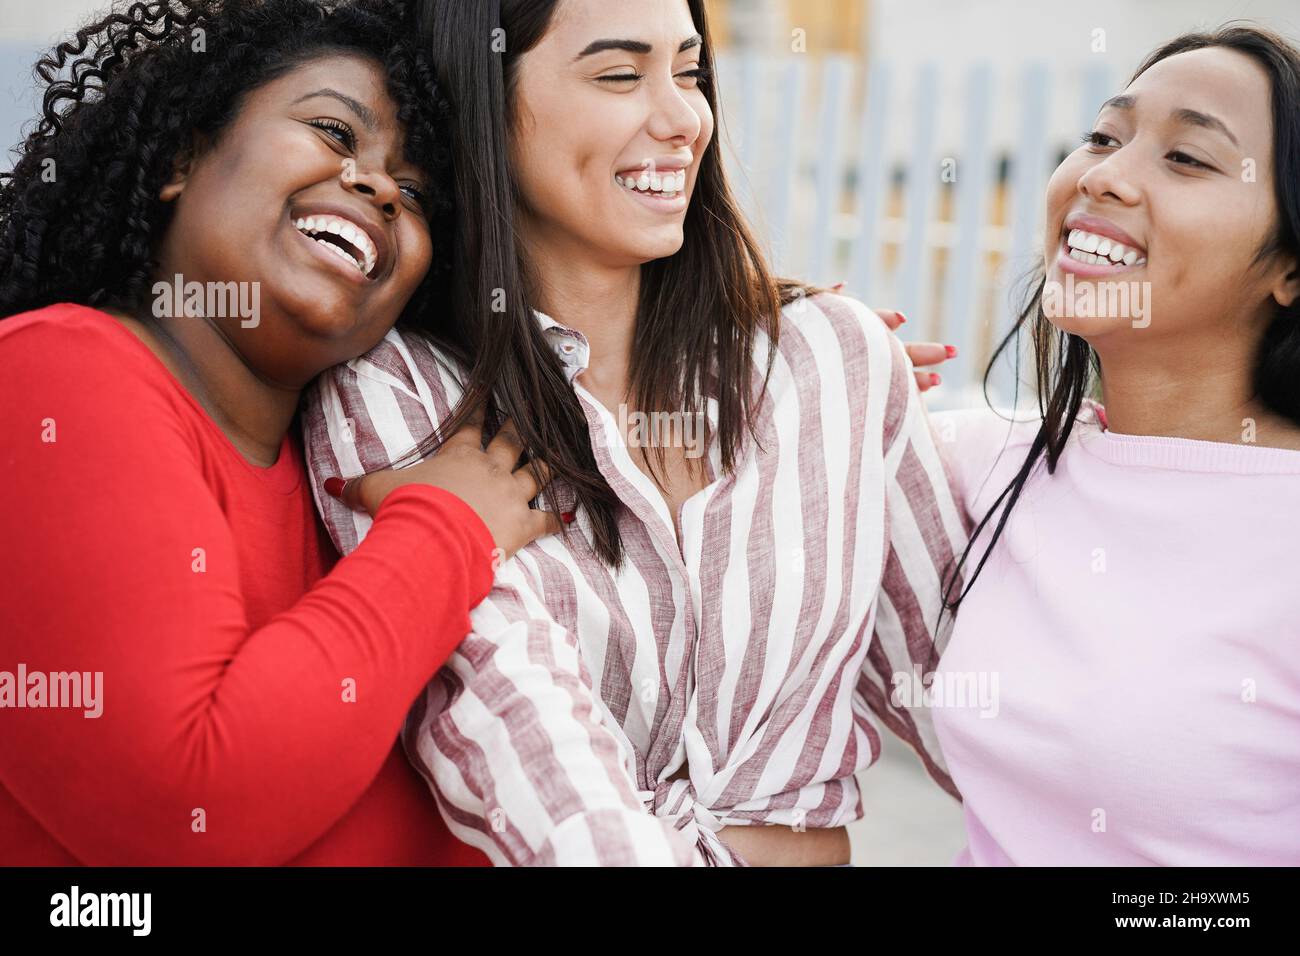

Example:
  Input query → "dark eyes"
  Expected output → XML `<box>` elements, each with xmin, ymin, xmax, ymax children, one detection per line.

<box><xmin>307</xmin><ymin>117</ymin><xmax>429</xmax><ymax>210</ymax></box>
<box><xmin>1082</xmin><ymin>130</ymin><xmax>1117</xmax><ymax>149</ymax></box>
<box><xmin>400</xmin><ymin>184</ymin><xmax>428</xmax><ymax>207</ymax></box>
<box><xmin>1080</xmin><ymin>130</ymin><xmax>1211</xmax><ymax>170</ymax></box>
<box><xmin>596</xmin><ymin>67</ymin><xmax>711</xmax><ymax>86</ymax></box>
<box><xmin>309</xmin><ymin>117</ymin><xmax>356</xmax><ymax>151</ymax></box>
<box><xmin>1166</xmin><ymin>151</ymin><xmax>1208</xmax><ymax>168</ymax></box>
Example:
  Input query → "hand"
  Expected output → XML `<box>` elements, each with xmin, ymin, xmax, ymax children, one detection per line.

<box><xmin>328</xmin><ymin>418</ymin><xmax>564</xmax><ymax>561</ymax></box>
<box><xmin>872</xmin><ymin>307</ymin><xmax>956</xmax><ymax>393</ymax></box>
<box><xmin>830</xmin><ymin>283</ymin><xmax>956</xmax><ymax>393</ymax></box>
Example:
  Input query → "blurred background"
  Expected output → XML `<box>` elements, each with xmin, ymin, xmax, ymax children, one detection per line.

<box><xmin>3</xmin><ymin>0</ymin><xmax>1298</xmax><ymax>864</ymax></box>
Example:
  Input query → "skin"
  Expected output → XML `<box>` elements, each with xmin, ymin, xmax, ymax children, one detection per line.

<box><xmin>109</xmin><ymin>54</ymin><xmax>556</xmax><ymax>554</ymax></box>
<box><xmin>511</xmin><ymin>0</ymin><xmax>715</xmax><ymax>526</ymax></box>
<box><xmin>511</xmin><ymin>0</ymin><xmax>894</xmax><ymax>866</ymax></box>
<box><xmin>1044</xmin><ymin>46</ymin><xmax>1300</xmax><ymax>448</ymax></box>
<box><xmin>112</xmin><ymin>55</ymin><xmax>434</xmax><ymax>466</ymax></box>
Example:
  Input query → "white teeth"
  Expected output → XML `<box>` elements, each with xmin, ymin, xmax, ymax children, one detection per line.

<box><xmin>616</xmin><ymin>169</ymin><xmax>688</xmax><ymax>197</ymax></box>
<box><xmin>293</xmin><ymin>213</ymin><xmax>378</xmax><ymax>276</ymax></box>
<box><xmin>1065</xmin><ymin>227</ymin><xmax>1146</xmax><ymax>267</ymax></box>
<box><xmin>1067</xmin><ymin>247</ymin><xmax>1146</xmax><ymax>266</ymax></box>
<box><xmin>316</xmin><ymin>237</ymin><xmax>359</xmax><ymax>269</ymax></box>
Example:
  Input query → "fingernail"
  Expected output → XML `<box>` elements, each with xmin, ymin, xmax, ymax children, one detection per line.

<box><xmin>324</xmin><ymin>477</ymin><xmax>346</xmax><ymax>499</ymax></box>
<box><xmin>561</xmin><ymin>511</ymin><xmax>576</xmax><ymax>524</ymax></box>
<box><xmin>897</xmin><ymin>313</ymin><xmax>907</xmax><ymax>324</ymax></box>
<box><xmin>945</xmin><ymin>345</ymin><xmax>958</xmax><ymax>358</ymax></box>
<box><xmin>831</xmin><ymin>282</ymin><xmax>845</xmax><ymax>291</ymax></box>
<box><xmin>930</xmin><ymin>373</ymin><xmax>942</xmax><ymax>386</ymax></box>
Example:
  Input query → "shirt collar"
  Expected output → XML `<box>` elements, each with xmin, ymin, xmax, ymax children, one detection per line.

<box><xmin>533</xmin><ymin>309</ymin><xmax>590</xmax><ymax>384</ymax></box>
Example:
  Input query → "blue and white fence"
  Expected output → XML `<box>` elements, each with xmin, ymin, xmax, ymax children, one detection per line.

<box><xmin>714</xmin><ymin>51</ymin><xmax>1116</xmax><ymax>405</ymax></box>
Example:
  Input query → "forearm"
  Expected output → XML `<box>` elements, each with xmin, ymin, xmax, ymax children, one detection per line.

<box><xmin>405</xmin><ymin>603</ymin><xmax>700</xmax><ymax>866</ymax></box>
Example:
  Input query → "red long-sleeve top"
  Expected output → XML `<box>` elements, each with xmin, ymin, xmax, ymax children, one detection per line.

<box><xmin>0</xmin><ymin>303</ymin><xmax>491</xmax><ymax>866</ymax></box>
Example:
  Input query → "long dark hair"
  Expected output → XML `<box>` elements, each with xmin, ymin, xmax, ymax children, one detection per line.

<box><xmin>408</xmin><ymin>0</ymin><xmax>805</xmax><ymax>566</ymax></box>
<box><xmin>944</xmin><ymin>24</ymin><xmax>1300</xmax><ymax>613</ymax></box>
<box><xmin>0</xmin><ymin>0</ymin><xmax>453</xmax><ymax>325</ymax></box>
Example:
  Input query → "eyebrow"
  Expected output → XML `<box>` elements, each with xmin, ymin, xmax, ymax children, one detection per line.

<box><xmin>574</xmin><ymin>34</ymin><xmax>703</xmax><ymax>60</ymax></box>
<box><xmin>1099</xmin><ymin>94</ymin><xmax>1239</xmax><ymax>147</ymax></box>
<box><xmin>292</xmin><ymin>89</ymin><xmax>377</xmax><ymax>131</ymax></box>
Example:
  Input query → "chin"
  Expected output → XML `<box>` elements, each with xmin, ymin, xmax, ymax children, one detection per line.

<box><xmin>629</xmin><ymin>234</ymin><xmax>687</xmax><ymax>264</ymax></box>
<box><xmin>277</xmin><ymin>286</ymin><xmax>370</xmax><ymax>341</ymax></box>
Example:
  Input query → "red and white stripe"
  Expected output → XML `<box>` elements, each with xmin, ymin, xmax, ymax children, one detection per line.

<box><xmin>302</xmin><ymin>293</ymin><xmax>967</xmax><ymax>865</ymax></box>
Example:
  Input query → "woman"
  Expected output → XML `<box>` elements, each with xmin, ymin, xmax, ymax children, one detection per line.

<box><xmin>305</xmin><ymin>0</ymin><xmax>964</xmax><ymax>865</ymax></box>
<box><xmin>933</xmin><ymin>25</ymin><xmax>1300</xmax><ymax>865</ymax></box>
<box><xmin>0</xmin><ymin>0</ymin><xmax>564</xmax><ymax>865</ymax></box>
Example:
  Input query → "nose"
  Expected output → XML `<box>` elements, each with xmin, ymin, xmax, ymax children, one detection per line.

<box><xmin>344</xmin><ymin>165</ymin><xmax>402</xmax><ymax>221</ymax></box>
<box><xmin>1076</xmin><ymin>146</ymin><xmax>1141</xmax><ymax>207</ymax></box>
<box><xmin>645</xmin><ymin>75</ymin><xmax>704</xmax><ymax>147</ymax></box>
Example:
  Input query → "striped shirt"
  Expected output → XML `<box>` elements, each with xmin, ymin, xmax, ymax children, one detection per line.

<box><xmin>301</xmin><ymin>292</ymin><xmax>967</xmax><ymax>865</ymax></box>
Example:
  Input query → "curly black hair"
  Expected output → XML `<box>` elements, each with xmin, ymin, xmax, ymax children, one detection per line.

<box><xmin>0</xmin><ymin>0</ymin><xmax>453</xmax><ymax>321</ymax></box>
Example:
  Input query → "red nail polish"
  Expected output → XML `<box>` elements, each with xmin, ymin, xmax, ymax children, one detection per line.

<box><xmin>930</xmin><ymin>373</ymin><xmax>942</xmax><ymax>386</ymax></box>
<box><xmin>561</xmin><ymin>511</ymin><xmax>576</xmax><ymax>524</ymax></box>
<box><xmin>897</xmin><ymin>313</ymin><xmax>907</xmax><ymax>324</ymax></box>
<box><xmin>324</xmin><ymin>477</ymin><xmax>346</xmax><ymax>499</ymax></box>
<box><xmin>945</xmin><ymin>345</ymin><xmax>958</xmax><ymax>358</ymax></box>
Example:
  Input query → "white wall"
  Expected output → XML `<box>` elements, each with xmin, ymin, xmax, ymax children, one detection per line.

<box><xmin>870</xmin><ymin>0</ymin><xmax>1300</xmax><ymax>156</ymax></box>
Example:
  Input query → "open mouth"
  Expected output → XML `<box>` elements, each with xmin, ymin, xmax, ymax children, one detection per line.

<box><xmin>1063</xmin><ymin>227</ymin><xmax>1147</xmax><ymax>269</ymax></box>
<box><xmin>615</xmin><ymin>168</ymin><xmax>687</xmax><ymax>200</ymax></box>
<box><xmin>293</xmin><ymin>214</ymin><xmax>379</xmax><ymax>279</ymax></box>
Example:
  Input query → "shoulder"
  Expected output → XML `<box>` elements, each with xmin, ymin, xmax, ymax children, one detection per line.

<box><xmin>770</xmin><ymin>291</ymin><xmax>907</xmax><ymax>387</ymax></box>
<box><xmin>3</xmin><ymin>301</ymin><xmax>152</xmax><ymax>361</ymax></box>
<box><xmin>930</xmin><ymin>405</ymin><xmax>1042</xmax><ymax>514</ymax></box>
<box><xmin>776</xmin><ymin>291</ymin><xmax>896</xmax><ymax>353</ymax></box>
<box><xmin>0</xmin><ymin>303</ymin><xmax>203</xmax><ymax>475</ymax></box>
<box><xmin>0</xmin><ymin>302</ymin><xmax>179</xmax><ymax>408</ymax></box>
<box><xmin>315</xmin><ymin>323</ymin><xmax>466</xmax><ymax>408</ymax></box>
<box><xmin>302</xmin><ymin>324</ymin><xmax>469</xmax><ymax>480</ymax></box>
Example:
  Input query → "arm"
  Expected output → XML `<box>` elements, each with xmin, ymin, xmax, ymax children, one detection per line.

<box><xmin>402</xmin><ymin>562</ymin><xmax>700</xmax><ymax>866</ymax></box>
<box><xmin>303</xmin><ymin>338</ymin><xmax>700</xmax><ymax>866</ymax></box>
<box><xmin>855</xmin><ymin>313</ymin><xmax>970</xmax><ymax>800</ymax></box>
<box><xmin>0</xmin><ymin>319</ymin><xmax>496</xmax><ymax>865</ymax></box>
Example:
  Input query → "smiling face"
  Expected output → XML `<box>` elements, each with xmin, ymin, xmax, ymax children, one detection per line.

<box><xmin>154</xmin><ymin>54</ymin><xmax>434</xmax><ymax>385</ymax></box>
<box><xmin>507</xmin><ymin>0</ymin><xmax>714</xmax><ymax>268</ymax></box>
<box><xmin>1042</xmin><ymin>45</ymin><xmax>1297</xmax><ymax>344</ymax></box>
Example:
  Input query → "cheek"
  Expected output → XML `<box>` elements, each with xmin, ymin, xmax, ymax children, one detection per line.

<box><xmin>1044</xmin><ymin>156</ymin><xmax>1084</xmax><ymax>223</ymax></box>
<box><xmin>694</xmin><ymin>95</ymin><xmax>715</xmax><ymax>151</ymax></box>
<box><xmin>391</xmin><ymin>224</ymin><xmax>433</xmax><ymax>300</ymax></box>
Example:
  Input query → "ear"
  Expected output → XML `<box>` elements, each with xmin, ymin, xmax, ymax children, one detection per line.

<box><xmin>158</xmin><ymin>132</ymin><xmax>209</xmax><ymax>203</ymax></box>
<box><xmin>1271</xmin><ymin>253</ymin><xmax>1300</xmax><ymax>309</ymax></box>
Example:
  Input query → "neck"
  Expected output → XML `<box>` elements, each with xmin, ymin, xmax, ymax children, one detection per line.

<box><xmin>112</xmin><ymin>302</ymin><xmax>301</xmax><ymax>468</ymax></box>
<box><xmin>1094</xmin><ymin>327</ymin><xmax>1300</xmax><ymax>449</ymax></box>
<box><xmin>523</xmin><ymin>231</ymin><xmax>641</xmax><ymax>406</ymax></box>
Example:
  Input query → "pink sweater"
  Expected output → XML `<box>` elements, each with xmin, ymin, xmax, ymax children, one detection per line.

<box><xmin>932</xmin><ymin>401</ymin><xmax>1300</xmax><ymax>865</ymax></box>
